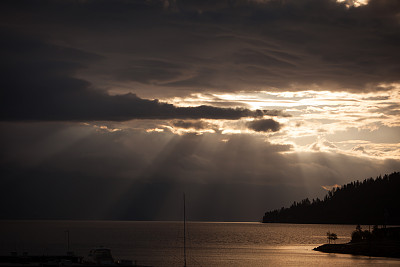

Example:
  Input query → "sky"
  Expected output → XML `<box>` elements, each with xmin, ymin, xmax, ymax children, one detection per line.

<box><xmin>1</xmin><ymin>0</ymin><xmax>400</xmax><ymax>221</ymax></box>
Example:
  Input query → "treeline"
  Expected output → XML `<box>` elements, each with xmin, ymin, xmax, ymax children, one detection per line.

<box><xmin>263</xmin><ymin>172</ymin><xmax>400</xmax><ymax>224</ymax></box>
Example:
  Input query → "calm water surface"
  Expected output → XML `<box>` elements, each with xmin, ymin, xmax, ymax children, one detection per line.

<box><xmin>0</xmin><ymin>221</ymin><xmax>399</xmax><ymax>266</ymax></box>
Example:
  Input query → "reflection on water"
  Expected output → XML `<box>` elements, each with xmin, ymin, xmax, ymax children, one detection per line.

<box><xmin>0</xmin><ymin>221</ymin><xmax>399</xmax><ymax>266</ymax></box>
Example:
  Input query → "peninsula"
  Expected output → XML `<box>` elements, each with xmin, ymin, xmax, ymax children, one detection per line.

<box><xmin>314</xmin><ymin>225</ymin><xmax>400</xmax><ymax>258</ymax></box>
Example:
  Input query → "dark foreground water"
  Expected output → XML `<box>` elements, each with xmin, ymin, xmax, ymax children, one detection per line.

<box><xmin>0</xmin><ymin>221</ymin><xmax>399</xmax><ymax>266</ymax></box>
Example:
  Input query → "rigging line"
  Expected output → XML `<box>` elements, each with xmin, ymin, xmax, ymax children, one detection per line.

<box><xmin>184</xmin><ymin>193</ymin><xmax>187</xmax><ymax>267</ymax></box>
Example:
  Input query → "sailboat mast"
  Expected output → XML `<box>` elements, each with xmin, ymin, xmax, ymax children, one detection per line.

<box><xmin>65</xmin><ymin>230</ymin><xmax>70</xmax><ymax>252</ymax></box>
<box><xmin>183</xmin><ymin>193</ymin><xmax>187</xmax><ymax>267</ymax></box>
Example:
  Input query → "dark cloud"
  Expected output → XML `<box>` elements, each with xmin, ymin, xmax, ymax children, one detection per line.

<box><xmin>115</xmin><ymin>59</ymin><xmax>185</xmax><ymax>84</ymax></box>
<box><xmin>352</xmin><ymin>145</ymin><xmax>366</xmax><ymax>153</ymax></box>
<box><xmin>247</xmin><ymin>119</ymin><xmax>281</xmax><ymax>132</ymax></box>
<box><xmin>362</xmin><ymin>96</ymin><xmax>390</xmax><ymax>101</ymax></box>
<box><xmin>0</xmin><ymin>31</ymin><xmax>275</xmax><ymax>121</ymax></box>
<box><xmin>372</xmin><ymin>103</ymin><xmax>400</xmax><ymax>116</ymax></box>
<box><xmin>1</xmin><ymin>0</ymin><xmax>399</xmax><ymax>97</ymax></box>
<box><xmin>0</xmin><ymin>89</ymin><xmax>271</xmax><ymax>121</ymax></box>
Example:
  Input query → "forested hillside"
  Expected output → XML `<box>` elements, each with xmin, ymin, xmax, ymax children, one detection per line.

<box><xmin>263</xmin><ymin>172</ymin><xmax>400</xmax><ymax>224</ymax></box>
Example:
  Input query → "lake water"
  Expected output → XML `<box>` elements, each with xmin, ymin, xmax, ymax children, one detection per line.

<box><xmin>0</xmin><ymin>221</ymin><xmax>399</xmax><ymax>266</ymax></box>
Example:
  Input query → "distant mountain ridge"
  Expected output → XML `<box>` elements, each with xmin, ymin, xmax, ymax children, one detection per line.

<box><xmin>263</xmin><ymin>172</ymin><xmax>400</xmax><ymax>224</ymax></box>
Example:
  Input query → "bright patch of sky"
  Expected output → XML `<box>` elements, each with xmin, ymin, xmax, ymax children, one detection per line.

<box><xmin>164</xmin><ymin>84</ymin><xmax>400</xmax><ymax>160</ymax></box>
<box><xmin>336</xmin><ymin>0</ymin><xmax>369</xmax><ymax>8</ymax></box>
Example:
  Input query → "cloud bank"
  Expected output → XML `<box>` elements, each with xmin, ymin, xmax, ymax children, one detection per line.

<box><xmin>247</xmin><ymin>119</ymin><xmax>282</xmax><ymax>132</ymax></box>
<box><xmin>2</xmin><ymin>0</ymin><xmax>399</xmax><ymax>98</ymax></box>
<box><xmin>0</xmin><ymin>31</ymin><xmax>280</xmax><ymax>121</ymax></box>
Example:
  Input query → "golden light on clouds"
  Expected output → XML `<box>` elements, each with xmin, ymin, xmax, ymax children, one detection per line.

<box><xmin>163</xmin><ymin>85</ymin><xmax>400</xmax><ymax>160</ymax></box>
<box><xmin>336</xmin><ymin>0</ymin><xmax>369</xmax><ymax>7</ymax></box>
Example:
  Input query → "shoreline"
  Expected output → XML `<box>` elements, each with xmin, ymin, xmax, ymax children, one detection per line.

<box><xmin>314</xmin><ymin>242</ymin><xmax>400</xmax><ymax>259</ymax></box>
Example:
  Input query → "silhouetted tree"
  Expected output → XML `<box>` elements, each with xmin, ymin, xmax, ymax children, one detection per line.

<box><xmin>327</xmin><ymin>232</ymin><xmax>338</xmax><ymax>244</ymax></box>
<box><xmin>263</xmin><ymin>172</ymin><xmax>400</xmax><ymax>224</ymax></box>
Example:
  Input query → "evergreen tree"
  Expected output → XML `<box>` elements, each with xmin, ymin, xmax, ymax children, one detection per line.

<box><xmin>263</xmin><ymin>172</ymin><xmax>400</xmax><ymax>224</ymax></box>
